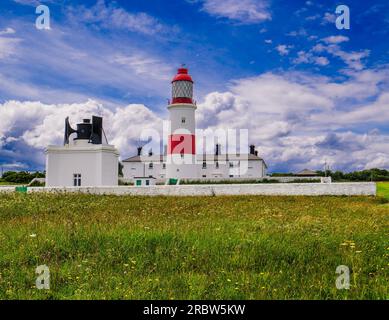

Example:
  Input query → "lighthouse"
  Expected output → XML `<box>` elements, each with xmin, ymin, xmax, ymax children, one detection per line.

<box><xmin>166</xmin><ymin>66</ymin><xmax>197</xmax><ymax>180</ymax></box>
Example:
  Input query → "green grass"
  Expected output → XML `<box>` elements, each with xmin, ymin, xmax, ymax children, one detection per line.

<box><xmin>377</xmin><ymin>182</ymin><xmax>389</xmax><ymax>199</ymax></box>
<box><xmin>0</xmin><ymin>182</ymin><xmax>23</xmax><ymax>186</ymax></box>
<box><xmin>0</xmin><ymin>193</ymin><xmax>388</xmax><ymax>300</ymax></box>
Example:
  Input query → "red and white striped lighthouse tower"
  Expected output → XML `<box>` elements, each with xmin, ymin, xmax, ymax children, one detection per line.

<box><xmin>166</xmin><ymin>66</ymin><xmax>197</xmax><ymax>179</ymax></box>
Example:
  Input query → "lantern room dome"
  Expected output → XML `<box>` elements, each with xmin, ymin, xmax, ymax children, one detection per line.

<box><xmin>172</xmin><ymin>67</ymin><xmax>193</xmax><ymax>83</ymax></box>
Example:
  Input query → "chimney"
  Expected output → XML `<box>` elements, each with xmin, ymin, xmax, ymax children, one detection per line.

<box><xmin>148</xmin><ymin>149</ymin><xmax>153</xmax><ymax>157</ymax></box>
<box><xmin>255</xmin><ymin>150</ymin><xmax>258</xmax><ymax>156</ymax></box>
<box><xmin>137</xmin><ymin>146</ymin><xmax>142</xmax><ymax>156</ymax></box>
<box><xmin>215</xmin><ymin>144</ymin><xmax>221</xmax><ymax>156</ymax></box>
<box><xmin>250</xmin><ymin>145</ymin><xmax>255</xmax><ymax>155</ymax></box>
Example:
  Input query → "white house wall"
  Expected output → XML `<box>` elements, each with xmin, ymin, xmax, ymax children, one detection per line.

<box><xmin>46</xmin><ymin>144</ymin><xmax>119</xmax><ymax>187</ymax></box>
<box><xmin>122</xmin><ymin>159</ymin><xmax>267</xmax><ymax>180</ymax></box>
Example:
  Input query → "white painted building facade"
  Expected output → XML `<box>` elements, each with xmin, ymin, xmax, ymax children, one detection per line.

<box><xmin>45</xmin><ymin>118</ymin><xmax>119</xmax><ymax>187</ymax></box>
<box><xmin>122</xmin><ymin>153</ymin><xmax>267</xmax><ymax>181</ymax></box>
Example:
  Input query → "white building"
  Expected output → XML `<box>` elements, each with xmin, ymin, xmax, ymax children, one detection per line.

<box><xmin>122</xmin><ymin>67</ymin><xmax>267</xmax><ymax>182</ymax></box>
<box><xmin>45</xmin><ymin>116</ymin><xmax>119</xmax><ymax>187</ymax></box>
<box><xmin>122</xmin><ymin>152</ymin><xmax>267</xmax><ymax>181</ymax></box>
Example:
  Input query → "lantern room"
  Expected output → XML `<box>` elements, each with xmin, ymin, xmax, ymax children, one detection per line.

<box><xmin>171</xmin><ymin>67</ymin><xmax>194</xmax><ymax>104</ymax></box>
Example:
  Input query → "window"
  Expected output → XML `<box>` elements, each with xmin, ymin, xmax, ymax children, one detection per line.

<box><xmin>181</xmin><ymin>117</ymin><xmax>186</xmax><ymax>124</ymax></box>
<box><xmin>162</xmin><ymin>163</ymin><xmax>166</xmax><ymax>169</ymax></box>
<box><xmin>202</xmin><ymin>175</ymin><xmax>207</xmax><ymax>178</ymax></box>
<box><xmin>149</xmin><ymin>163</ymin><xmax>153</xmax><ymax>169</ymax></box>
<box><xmin>146</xmin><ymin>180</ymin><xmax>150</xmax><ymax>186</ymax></box>
<box><xmin>73</xmin><ymin>174</ymin><xmax>81</xmax><ymax>186</ymax></box>
<box><xmin>229</xmin><ymin>175</ymin><xmax>234</xmax><ymax>178</ymax></box>
<box><xmin>180</xmin><ymin>153</ymin><xmax>184</xmax><ymax>159</ymax></box>
<box><xmin>202</xmin><ymin>161</ymin><xmax>207</xmax><ymax>169</ymax></box>
<box><xmin>216</xmin><ymin>161</ymin><xmax>219</xmax><ymax>169</ymax></box>
<box><xmin>229</xmin><ymin>162</ymin><xmax>234</xmax><ymax>168</ymax></box>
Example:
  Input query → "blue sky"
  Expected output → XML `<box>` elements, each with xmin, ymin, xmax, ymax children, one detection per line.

<box><xmin>0</xmin><ymin>0</ymin><xmax>389</xmax><ymax>172</ymax></box>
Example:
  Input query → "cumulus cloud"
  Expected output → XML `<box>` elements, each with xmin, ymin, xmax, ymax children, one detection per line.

<box><xmin>0</xmin><ymin>100</ymin><xmax>162</xmax><ymax>168</ymax></box>
<box><xmin>196</xmin><ymin>69</ymin><xmax>389</xmax><ymax>172</ymax></box>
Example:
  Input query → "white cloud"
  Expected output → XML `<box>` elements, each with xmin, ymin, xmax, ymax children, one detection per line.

<box><xmin>12</xmin><ymin>0</ymin><xmax>41</xmax><ymax>5</ymax></box>
<box><xmin>0</xmin><ymin>162</ymin><xmax>27</xmax><ymax>169</ymax></box>
<box><xmin>293</xmin><ymin>51</ymin><xmax>329</xmax><ymax>66</ymax></box>
<box><xmin>111</xmin><ymin>54</ymin><xmax>172</xmax><ymax>81</ymax></box>
<box><xmin>67</xmin><ymin>0</ymin><xmax>176</xmax><ymax>36</ymax></box>
<box><xmin>313</xmin><ymin>56</ymin><xmax>329</xmax><ymax>66</ymax></box>
<box><xmin>295</xmin><ymin>37</ymin><xmax>369</xmax><ymax>71</ymax></box>
<box><xmin>0</xmin><ymin>36</ymin><xmax>21</xmax><ymax>59</ymax></box>
<box><xmin>322</xmin><ymin>12</ymin><xmax>336</xmax><ymax>25</ymax></box>
<box><xmin>195</xmin><ymin>68</ymin><xmax>389</xmax><ymax>171</ymax></box>
<box><xmin>199</xmin><ymin>0</ymin><xmax>271</xmax><ymax>24</ymax></box>
<box><xmin>0</xmin><ymin>18</ymin><xmax>176</xmax><ymax>104</ymax></box>
<box><xmin>0</xmin><ymin>28</ymin><xmax>16</xmax><ymax>35</ymax></box>
<box><xmin>322</xmin><ymin>35</ymin><xmax>349</xmax><ymax>44</ymax></box>
<box><xmin>0</xmin><ymin>100</ymin><xmax>163</xmax><ymax>167</ymax></box>
<box><xmin>276</xmin><ymin>44</ymin><xmax>293</xmax><ymax>56</ymax></box>
<box><xmin>286</xmin><ymin>29</ymin><xmax>307</xmax><ymax>37</ymax></box>
<box><xmin>305</xmin><ymin>14</ymin><xmax>320</xmax><ymax>21</ymax></box>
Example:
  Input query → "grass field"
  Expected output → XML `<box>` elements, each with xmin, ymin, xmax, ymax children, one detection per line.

<box><xmin>0</xmin><ymin>186</ymin><xmax>388</xmax><ymax>300</ymax></box>
<box><xmin>0</xmin><ymin>182</ymin><xmax>21</xmax><ymax>186</ymax></box>
<box><xmin>378</xmin><ymin>182</ymin><xmax>389</xmax><ymax>199</ymax></box>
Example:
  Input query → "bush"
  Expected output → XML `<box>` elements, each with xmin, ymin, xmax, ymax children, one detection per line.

<box><xmin>1</xmin><ymin>171</ymin><xmax>45</xmax><ymax>184</ymax></box>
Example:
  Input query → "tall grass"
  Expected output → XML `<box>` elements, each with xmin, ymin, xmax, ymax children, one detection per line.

<box><xmin>0</xmin><ymin>193</ymin><xmax>387</xmax><ymax>299</ymax></box>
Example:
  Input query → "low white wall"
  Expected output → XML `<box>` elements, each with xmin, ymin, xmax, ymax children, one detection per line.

<box><xmin>0</xmin><ymin>187</ymin><xmax>17</xmax><ymax>193</ymax></box>
<box><xmin>25</xmin><ymin>182</ymin><xmax>376</xmax><ymax>196</ymax></box>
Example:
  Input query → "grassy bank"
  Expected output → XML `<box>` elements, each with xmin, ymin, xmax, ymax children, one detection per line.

<box><xmin>377</xmin><ymin>182</ymin><xmax>389</xmax><ymax>199</ymax></box>
<box><xmin>0</xmin><ymin>192</ymin><xmax>387</xmax><ymax>300</ymax></box>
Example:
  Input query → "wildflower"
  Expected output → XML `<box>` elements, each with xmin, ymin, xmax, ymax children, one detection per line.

<box><xmin>29</xmin><ymin>234</ymin><xmax>37</xmax><ymax>238</ymax></box>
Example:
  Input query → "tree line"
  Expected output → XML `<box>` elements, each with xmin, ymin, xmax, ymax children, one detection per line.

<box><xmin>1</xmin><ymin>168</ymin><xmax>389</xmax><ymax>184</ymax></box>
<box><xmin>0</xmin><ymin>171</ymin><xmax>45</xmax><ymax>184</ymax></box>
<box><xmin>272</xmin><ymin>168</ymin><xmax>389</xmax><ymax>182</ymax></box>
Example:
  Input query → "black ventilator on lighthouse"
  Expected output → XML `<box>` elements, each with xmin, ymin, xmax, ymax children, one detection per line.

<box><xmin>64</xmin><ymin>116</ymin><xmax>108</xmax><ymax>145</ymax></box>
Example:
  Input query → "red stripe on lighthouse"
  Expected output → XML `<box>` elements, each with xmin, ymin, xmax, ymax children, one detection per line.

<box><xmin>171</xmin><ymin>97</ymin><xmax>193</xmax><ymax>104</ymax></box>
<box><xmin>168</xmin><ymin>134</ymin><xmax>196</xmax><ymax>155</ymax></box>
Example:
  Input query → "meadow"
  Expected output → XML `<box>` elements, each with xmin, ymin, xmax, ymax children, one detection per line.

<box><xmin>0</xmin><ymin>183</ymin><xmax>388</xmax><ymax>300</ymax></box>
